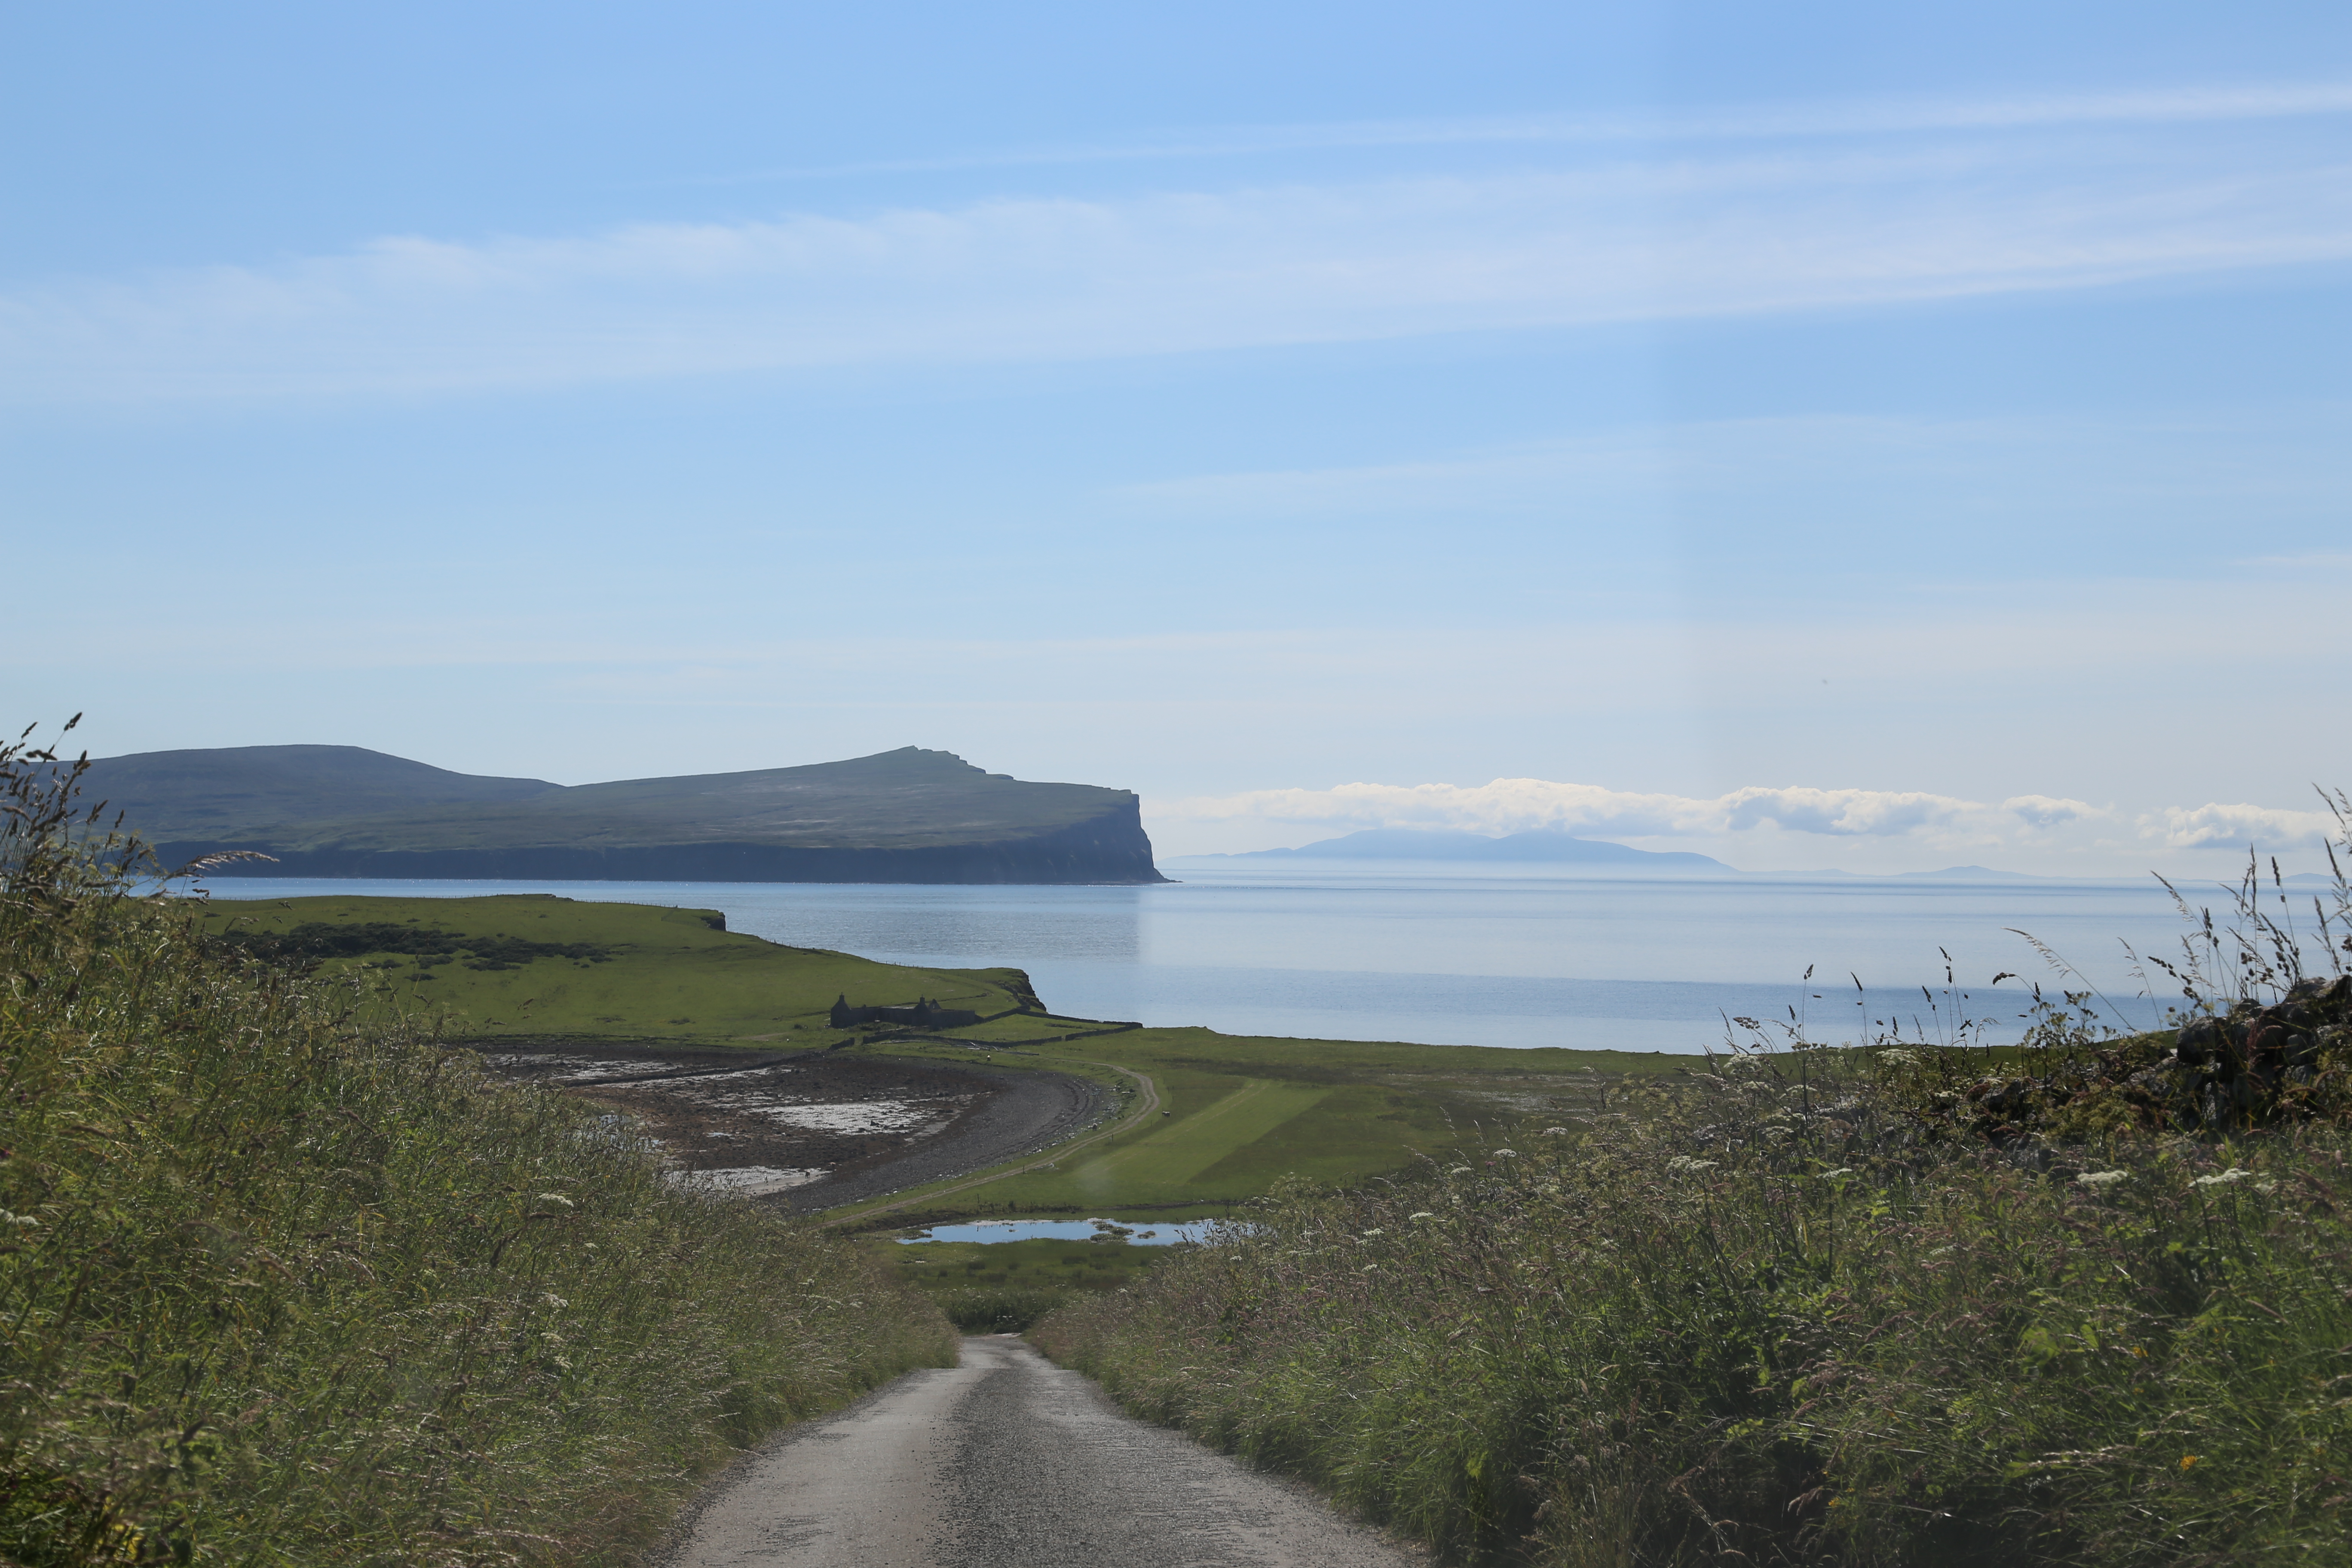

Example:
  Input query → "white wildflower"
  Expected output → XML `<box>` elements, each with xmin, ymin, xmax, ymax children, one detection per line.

<box><xmin>1360</xmin><ymin>1228</ymin><xmax>1385</xmax><ymax>1238</ymax></box>
<box><xmin>2076</xmin><ymin>1170</ymin><xmax>2129</xmax><ymax>1188</ymax></box>
<box><xmin>0</xmin><ymin>1210</ymin><xmax>38</xmax><ymax>1228</ymax></box>
<box><xmin>1448</xmin><ymin>1166</ymin><xmax>1473</xmax><ymax>1176</ymax></box>
<box><xmin>542</xmin><ymin>1293</ymin><xmax>570</xmax><ymax>1308</ymax></box>
<box><xmin>1540</xmin><ymin>1127</ymin><xmax>1568</xmax><ymax>1136</ymax></box>
<box><xmin>1666</xmin><ymin>1156</ymin><xmax>1718</xmax><ymax>1174</ymax></box>
<box><xmin>2194</xmin><ymin>1168</ymin><xmax>2255</xmax><ymax>1188</ymax></box>
<box><xmin>1493</xmin><ymin>1149</ymin><xmax>1519</xmax><ymax>1159</ymax></box>
<box><xmin>1819</xmin><ymin>1167</ymin><xmax>1856</xmax><ymax>1179</ymax></box>
<box><xmin>1407</xmin><ymin>1212</ymin><xmax>1436</xmax><ymax>1222</ymax></box>
<box><xmin>535</xmin><ymin>1193</ymin><xmax>574</xmax><ymax>1207</ymax></box>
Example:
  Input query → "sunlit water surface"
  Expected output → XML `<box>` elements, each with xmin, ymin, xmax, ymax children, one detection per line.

<box><xmin>897</xmin><ymin>1219</ymin><xmax>1218</xmax><ymax>1246</ymax></box>
<box><xmin>203</xmin><ymin>861</ymin><xmax>2226</xmax><ymax>1052</ymax></box>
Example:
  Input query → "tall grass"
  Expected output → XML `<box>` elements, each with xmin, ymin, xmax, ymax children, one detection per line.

<box><xmin>1</xmin><ymin>726</ymin><xmax>956</xmax><ymax>1566</ymax></box>
<box><xmin>1037</xmin><ymin>813</ymin><xmax>2352</xmax><ymax>1566</ymax></box>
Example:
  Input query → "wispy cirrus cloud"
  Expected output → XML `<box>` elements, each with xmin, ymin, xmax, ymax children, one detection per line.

<box><xmin>5</xmin><ymin>84</ymin><xmax>2349</xmax><ymax>404</ymax></box>
<box><xmin>694</xmin><ymin>79</ymin><xmax>2352</xmax><ymax>184</ymax></box>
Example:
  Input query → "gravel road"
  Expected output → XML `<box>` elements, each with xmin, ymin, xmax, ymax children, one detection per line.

<box><xmin>656</xmin><ymin>1336</ymin><xmax>1420</xmax><ymax>1568</ymax></box>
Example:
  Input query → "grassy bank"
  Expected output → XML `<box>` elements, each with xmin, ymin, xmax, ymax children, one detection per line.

<box><xmin>1038</xmin><ymin>1072</ymin><xmax>2352</xmax><ymax>1564</ymax></box>
<box><xmin>1035</xmin><ymin>848</ymin><xmax>2352</xmax><ymax>1566</ymax></box>
<box><xmin>879</xmin><ymin>1232</ymin><xmax>1171</xmax><ymax>1332</ymax></box>
<box><xmin>2</xmin><ymin>739</ymin><xmax>956</xmax><ymax>1565</ymax></box>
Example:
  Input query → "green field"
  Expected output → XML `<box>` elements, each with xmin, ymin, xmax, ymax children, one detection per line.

<box><xmin>828</xmin><ymin>1017</ymin><xmax>1687</xmax><ymax>1221</ymax></box>
<box><xmin>199</xmin><ymin>893</ymin><xmax>1697</xmax><ymax>1220</ymax></box>
<box><xmin>192</xmin><ymin>893</ymin><xmax>1036</xmax><ymax>1041</ymax></box>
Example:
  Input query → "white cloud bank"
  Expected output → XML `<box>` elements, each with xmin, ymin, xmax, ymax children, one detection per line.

<box><xmin>4</xmin><ymin>82</ymin><xmax>2349</xmax><ymax>403</ymax></box>
<box><xmin>1152</xmin><ymin>778</ymin><xmax>2345</xmax><ymax>869</ymax></box>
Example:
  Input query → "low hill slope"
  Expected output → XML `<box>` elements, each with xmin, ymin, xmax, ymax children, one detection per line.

<box><xmin>76</xmin><ymin>742</ymin><xmax>559</xmax><ymax>837</ymax></box>
<box><xmin>88</xmin><ymin>744</ymin><xmax>1166</xmax><ymax>884</ymax></box>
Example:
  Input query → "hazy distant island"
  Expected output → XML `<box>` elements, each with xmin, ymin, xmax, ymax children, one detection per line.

<box><xmin>83</xmin><ymin>744</ymin><xmax>1167</xmax><ymax>885</ymax></box>
<box><xmin>1182</xmin><ymin>827</ymin><xmax>2055</xmax><ymax>882</ymax></box>
<box><xmin>1185</xmin><ymin>827</ymin><xmax>1736</xmax><ymax>871</ymax></box>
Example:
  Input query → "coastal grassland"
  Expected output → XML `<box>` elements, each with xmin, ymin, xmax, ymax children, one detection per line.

<box><xmin>1033</xmin><ymin>835</ymin><xmax>2352</xmax><ymax>1568</ymax></box>
<box><xmin>190</xmin><ymin>892</ymin><xmax>1036</xmax><ymax>1042</ymax></box>
<box><xmin>826</xmin><ymin>1026</ymin><xmax>1693</xmax><ymax>1220</ymax></box>
<box><xmin>190</xmin><ymin>893</ymin><xmax>1700</xmax><ymax>1231</ymax></box>
<box><xmin>3</xmin><ymin>753</ymin><xmax>955</xmax><ymax>1565</ymax></box>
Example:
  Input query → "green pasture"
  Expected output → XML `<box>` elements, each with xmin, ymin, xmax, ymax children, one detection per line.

<box><xmin>835</xmin><ymin>1019</ymin><xmax>1693</xmax><ymax>1219</ymax></box>
<box><xmin>190</xmin><ymin>893</ymin><xmax>1034</xmax><ymax>1042</ymax></box>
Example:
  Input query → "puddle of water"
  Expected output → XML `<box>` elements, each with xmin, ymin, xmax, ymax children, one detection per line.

<box><xmin>667</xmin><ymin>1166</ymin><xmax>828</xmax><ymax>1197</ymax></box>
<box><xmin>897</xmin><ymin>1217</ymin><xmax>1226</xmax><ymax>1246</ymax></box>
<box><xmin>746</xmin><ymin>1099</ymin><xmax>957</xmax><ymax>1135</ymax></box>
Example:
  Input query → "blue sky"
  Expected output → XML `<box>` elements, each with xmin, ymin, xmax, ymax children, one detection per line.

<box><xmin>4</xmin><ymin>1</ymin><xmax>2349</xmax><ymax>872</ymax></box>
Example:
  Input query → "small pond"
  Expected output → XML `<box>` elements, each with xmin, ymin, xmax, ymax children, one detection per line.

<box><xmin>897</xmin><ymin>1218</ymin><xmax>1230</xmax><ymax>1246</ymax></box>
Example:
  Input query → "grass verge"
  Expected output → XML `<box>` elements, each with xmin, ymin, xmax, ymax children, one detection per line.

<box><xmin>2</xmin><ymin>733</ymin><xmax>956</xmax><ymax>1565</ymax></box>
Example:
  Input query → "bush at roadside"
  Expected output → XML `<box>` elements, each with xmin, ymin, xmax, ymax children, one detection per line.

<box><xmin>1038</xmin><ymin>1067</ymin><xmax>2352</xmax><ymax>1567</ymax></box>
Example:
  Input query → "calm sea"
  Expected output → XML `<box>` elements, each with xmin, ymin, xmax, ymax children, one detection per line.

<box><xmin>202</xmin><ymin>862</ymin><xmax>2225</xmax><ymax>1053</ymax></box>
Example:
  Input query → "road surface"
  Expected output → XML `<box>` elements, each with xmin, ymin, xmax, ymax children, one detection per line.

<box><xmin>655</xmin><ymin>1335</ymin><xmax>1419</xmax><ymax>1568</ymax></box>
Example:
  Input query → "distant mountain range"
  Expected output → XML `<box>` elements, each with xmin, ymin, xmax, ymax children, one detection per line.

<box><xmin>1188</xmin><ymin>828</ymin><xmax>1734</xmax><ymax>872</ymax></box>
<box><xmin>80</xmin><ymin>744</ymin><xmax>1165</xmax><ymax>885</ymax></box>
